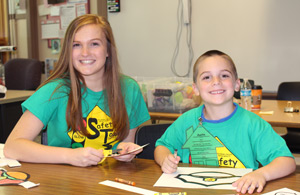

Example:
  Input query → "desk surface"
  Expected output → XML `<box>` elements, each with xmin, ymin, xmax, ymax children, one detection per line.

<box><xmin>0</xmin><ymin>90</ymin><xmax>35</xmax><ymax>104</ymax></box>
<box><xmin>253</xmin><ymin>100</ymin><xmax>300</xmax><ymax>128</ymax></box>
<box><xmin>150</xmin><ymin>100</ymin><xmax>300</xmax><ymax>128</ymax></box>
<box><xmin>1</xmin><ymin>158</ymin><xmax>300</xmax><ymax>194</ymax></box>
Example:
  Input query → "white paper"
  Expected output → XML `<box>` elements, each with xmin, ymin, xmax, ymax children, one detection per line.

<box><xmin>76</xmin><ymin>3</ymin><xmax>87</xmax><ymax>16</ymax></box>
<box><xmin>38</xmin><ymin>4</ymin><xmax>50</xmax><ymax>16</ymax></box>
<box><xmin>108</xmin><ymin>143</ymin><xmax>149</xmax><ymax>157</ymax></box>
<box><xmin>262</xmin><ymin>187</ymin><xmax>300</xmax><ymax>195</ymax></box>
<box><xmin>154</xmin><ymin>167</ymin><xmax>252</xmax><ymax>190</ymax></box>
<box><xmin>259</xmin><ymin>111</ymin><xmax>274</xmax><ymax>115</ymax></box>
<box><xmin>0</xmin><ymin>158</ymin><xmax>21</xmax><ymax>167</ymax></box>
<box><xmin>127</xmin><ymin>143</ymin><xmax>149</xmax><ymax>154</ymax></box>
<box><xmin>50</xmin><ymin>6</ymin><xmax>60</xmax><ymax>16</ymax></box>
<box><xmin>6</xmin><ymin>159</ymin><xmax>21</xmax><ymax>167</ymax></box>
<box><xmin>41</xmin><ymin>20</ymin><xmax>60</xmax><ymax>39</ymax></box>
<box><xmin>100</xmin><ymin>180</ymin><xmax>158</xmax><ymax>195</ymax></box>
<box><xmin>19</xmin><ymin>181</ymin><xmax>40</xmax><ymax>189</ymax></box>
<box><xmin>60</xmin><ymin>5</ymin><xmax>76</xmax><ymax>30</ymax></box>
<box><xmin>0</xmin><ymin>143</ymin><xmax>4</xmax><ymax>158</ymax></box>
<box><xmin>0</xmin><ymin>160</ymin><xmax>7</xmax><ymax>167</ymax></box>
<box><xmin>0</xmin><ymin>143</ymin><xmax>21</xmax><ymax>167</ymax></box>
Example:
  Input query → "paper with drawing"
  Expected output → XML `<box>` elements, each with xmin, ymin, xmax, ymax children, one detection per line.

<box><xmin>154</xmin><ymin>167</ymin><xmax>252</xmax><ymax>190</ymax></box>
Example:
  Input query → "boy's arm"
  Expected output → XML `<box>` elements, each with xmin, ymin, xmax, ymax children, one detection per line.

<box><xmin>154</xmin><ymin>145</ymin><xmax>180</xmax><ymax>173</ymax></box>
<box><xmin>259</xmin><ymin>156</ymin><xmax>296</xmax><ymax>181</ymax></box>
<box><xmin>154</xmin><ymin>145</ymin><xmax>171</xmax><ymax>166</ymax></box>
<box><xmin>234</xmin><ymin>156</ymin><xmax>296</xmax><ymax>194</ymax></box>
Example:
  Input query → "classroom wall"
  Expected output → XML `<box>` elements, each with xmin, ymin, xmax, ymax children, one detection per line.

<box><xmin>15</xmin><ymin>0</ymin><xmax>300</xmax><ymax>91</ymax></box>
<box><xmin>108</xmin><ymin>0</ymin><xmax>300</xmax><ymax>92</ymax></box>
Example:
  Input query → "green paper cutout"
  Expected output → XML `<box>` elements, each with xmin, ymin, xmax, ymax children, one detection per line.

<box><xmin>182</xmin><ymin>125</ymin><xmax>223</xmax><ymax>166</ymax></box>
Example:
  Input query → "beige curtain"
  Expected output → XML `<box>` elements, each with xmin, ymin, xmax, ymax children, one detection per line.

<box><xmin>0</xmin><ymin>0</ymin><xmax>9</xmax><ymax>62</ymax></box>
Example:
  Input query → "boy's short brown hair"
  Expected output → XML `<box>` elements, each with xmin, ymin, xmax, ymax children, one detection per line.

<box><xmin>193</xmin><ymin>50</ymin><xmax>238</xmax><ymax>83</ymax></box>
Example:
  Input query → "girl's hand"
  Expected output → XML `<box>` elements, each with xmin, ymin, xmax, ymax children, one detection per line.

<box><xmin>232</xmin><ymin>171</ymin><xmax>266</xmax><ymax>194</ymax></box>
<box><xmin>66</xmin><ymin>147</ymin><xmax>104</xmax><ymax>167</ymax></box>
<box><xmin>113</xmin><ymin>142</ymin><xmax>142</xmax><ymax>162</ymax></box>
<box><xmin>161</xmin><ymin>154</ymin><xmax>180</xmax><ymax>174</ymax></box>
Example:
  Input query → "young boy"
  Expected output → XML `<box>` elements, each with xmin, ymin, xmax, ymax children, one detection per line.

<box><xmin>154</xmin><ymin>50</ymin><xmax>296</xmax><ymax>194</ymax></box>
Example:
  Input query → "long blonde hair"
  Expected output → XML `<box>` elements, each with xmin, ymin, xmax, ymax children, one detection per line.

<box><xmin>40</xmin><ymin>14</ymin><xmax>129</xmax><ymax>140</ymax></box>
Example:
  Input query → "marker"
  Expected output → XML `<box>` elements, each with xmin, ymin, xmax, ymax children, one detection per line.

<box><xmin>115</xmin><ymin>178</ymin><xmax>136</xmax><ymax>186</ymax></box>
<box><xmin>154</xmin><ymin>192</ymin><xmax>187</xmax><ymax>195</ymax></box>
<box><xmin>174</xmin><ymin>149</ymin><xmax>178</xmax><ymax>159</ymax></box>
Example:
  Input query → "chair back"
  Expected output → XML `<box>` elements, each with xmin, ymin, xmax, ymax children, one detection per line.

<box><xmin>135</xmin><ymin>123</ymin><xmax>171</xmax><ymax>159</ymax></box>
<box><xmin>276</xmin><ymin>81</ymin><xmax>300</xmax><ymax>153</ymax></box>
<box><xmin>277</xmin><ymin>82</ymin><xmax>300</xmax><ymax>101</ymax></box>
<box><xmin>41</xmin><ymin>129</ymin><xmax>48</xmax><ymax>145</ymax></box>
<box><xmin>4</xmin><ymin>58</ymin><xmax>42</xmax><ymax>90</ymax></box>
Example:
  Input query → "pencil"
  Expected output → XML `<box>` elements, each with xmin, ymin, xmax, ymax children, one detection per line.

<box><xmin>174</xmin><ymin>149</ymin><xmax>178</xmax><ymax>159</ymax></box>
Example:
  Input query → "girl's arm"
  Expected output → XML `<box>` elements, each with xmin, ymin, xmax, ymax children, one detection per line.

<box><xmin>233</xmin><ymin>156</ymin><xmax>296</xmax><ymax>194</ymax></box>
<box><xmin>122</xmin><ymin>127</ymin><xmax>138</xmax><ymax>142</ymax></box>
<box><xmin>4</xmin><ymin>110</ymin><xmax>104</xmax><ymax>167</ymax></box>
<box><xmin>113</xmin><ymin>127</ymin><xmax>142</xmax><ymax>161</ymax></box>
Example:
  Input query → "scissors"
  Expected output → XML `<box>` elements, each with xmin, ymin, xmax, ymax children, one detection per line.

<box><xmin>98</xmin><ymin>149</ymin><xmax>122</xmax><ymax>164</ymax></box>
<box><xmin>103</xmin><ymin>148</ymin><xmax>122</xmax><ymax>157</ymax></box>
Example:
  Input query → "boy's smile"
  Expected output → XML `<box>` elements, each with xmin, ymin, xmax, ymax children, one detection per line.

<box><xmin>209</xmin><ymin>89</ymin><xmax>225</xmax><ymax>95</ymax></box>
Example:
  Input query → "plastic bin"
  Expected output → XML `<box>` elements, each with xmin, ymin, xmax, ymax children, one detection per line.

<box><xmin>136</xmin><ymin>77</ymin><xmax>201</xmax><ymax>113</ymax></box>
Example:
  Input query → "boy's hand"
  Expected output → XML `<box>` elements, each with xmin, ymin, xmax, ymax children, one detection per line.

<box><xmin>161</xmin><ymin>154</ymin><xmax>181</xmax><ymax>174</ymax></box>
<box><xmin>232</xmin><ymin>171</ymin><xmax>266</xmax><ymax>194</ymax></box>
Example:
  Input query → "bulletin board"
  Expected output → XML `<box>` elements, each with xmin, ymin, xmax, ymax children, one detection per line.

<box><xmin>39</xmin><ymin>0</ymin><xmax>90</xmax><ymax>78</ymax></box>
<box><xmin>39</xmin><ymin>0</ymin><xmax>90</xmax><ymax>51</ymax></box>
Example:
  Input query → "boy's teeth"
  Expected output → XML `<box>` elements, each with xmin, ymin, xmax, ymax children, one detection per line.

<box><xmin>211</xmin><ymin>90</ymin><xmax>224</xmax><ymax>94</ymax></box>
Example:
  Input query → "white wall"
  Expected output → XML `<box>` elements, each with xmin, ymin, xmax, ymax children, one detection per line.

<box><xmin>108</xmin><ymin>0</ymin><xmax>300</xmax><ymax>92</ymax></box>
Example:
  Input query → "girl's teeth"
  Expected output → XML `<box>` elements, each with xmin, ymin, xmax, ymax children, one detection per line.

<box><xmin>81</xmin><ymin>60</ymin><xmax>93</xmax><ymax>64</ymax></box>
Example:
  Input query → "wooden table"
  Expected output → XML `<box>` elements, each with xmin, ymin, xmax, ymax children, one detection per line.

<box><xmin>0</xmin><ymin>90</ymin><xmax>35</xmax><ymax>105</ymax></box>
<box><xmin>253</xmin><ymin>100</ymin><xmax>300</xmax><ymax>128</ymax></box>
<box><xmin>1</xmin><ymin>158</ymin><xmax>300</xmax><ymax>194</ymax></box>
<box><xmin>0</xmin><ymin>90</ymin><xmax>35</xmax><ymax>143</ymax></box>
<box><xmin>150</xmin><ymin>100</ymin><xmax>300</xmax><ymax>128</ymax></box>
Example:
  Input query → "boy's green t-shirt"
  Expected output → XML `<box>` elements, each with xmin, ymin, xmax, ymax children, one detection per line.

<box><xmin>156</xmin><ymin>104</ymin><xmax>293</xmax><ymax>169</ymax></box>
